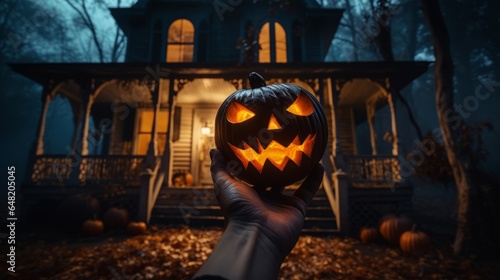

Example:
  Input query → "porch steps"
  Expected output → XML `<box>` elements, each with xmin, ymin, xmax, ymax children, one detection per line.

<box><xmin>337</xmin><ymin>106</ymin><xmax>357</xmax><ymax>155</ymax></box>
<box><xmin>150</xmin><ymin>187</ymin><xmax>339</xmax><ymax>235</ymax></box>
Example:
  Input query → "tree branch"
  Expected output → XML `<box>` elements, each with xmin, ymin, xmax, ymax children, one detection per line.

<box><xmin>64</xmin><ymin>0</ymin><xmax>105</xmax><ymax>62</ymax></box>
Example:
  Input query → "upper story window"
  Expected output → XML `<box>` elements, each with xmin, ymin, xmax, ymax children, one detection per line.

<box><xmin>259</xmin><ymin>21</ymin><xmax>287</xmax><ymax>63</ymax></box>
<box><xmin>166</xmin><ymin>19</ymin><xmax>194</xmax><ymax>63</ymax></box>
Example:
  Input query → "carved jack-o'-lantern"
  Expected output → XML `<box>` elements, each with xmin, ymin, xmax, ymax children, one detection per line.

<box><xmin>215</xmin><ymin>72</ymin><xmax>327</xmax><ymax>187</ymax></box>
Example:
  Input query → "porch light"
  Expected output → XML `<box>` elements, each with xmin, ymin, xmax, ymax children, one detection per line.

<box><xmin>201</xmin><ymin>123</ymin><xmax>211</xmax><ymax>136</ymax></box>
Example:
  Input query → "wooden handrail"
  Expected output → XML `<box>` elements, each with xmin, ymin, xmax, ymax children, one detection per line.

<box><xmin>321</xmin><ymin>150</ymin><xmax>341</xmax><ymax>230</ymax></box>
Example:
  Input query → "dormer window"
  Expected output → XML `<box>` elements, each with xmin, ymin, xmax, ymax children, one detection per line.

<box><xmin>166</xmin><ymin>19</ymin><xmax>194</xmax><ymax>62</ymax></box>
<box><xmin>259</xmin><ymin>21</ymin><xmax>287</xmax><ymax>63</ymax></box>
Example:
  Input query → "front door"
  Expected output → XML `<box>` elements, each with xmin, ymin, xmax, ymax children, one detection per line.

<box><xmin>192</xmin><ymin>108</ymin><xmax>217</xmax><ymax>185</ymax></box>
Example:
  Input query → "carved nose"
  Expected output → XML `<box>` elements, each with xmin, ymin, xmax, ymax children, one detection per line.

<box><xmin>267</xmin><ymin>113</ymin><xmax>282</xmax><ymax>130</ymax></box>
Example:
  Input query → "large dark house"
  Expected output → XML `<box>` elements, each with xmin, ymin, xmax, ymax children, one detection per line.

<box><xmin>12</xmin><ymin>0</ymin><xmax>429</xmax><ymax>235</ymax></box>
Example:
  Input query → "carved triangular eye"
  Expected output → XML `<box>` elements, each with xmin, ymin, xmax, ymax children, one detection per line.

<box><xmin>286</xmin><ymin>92</ymin><xmax>314</xmax><ymax>116</ymax></box>
<box><xmin>226</xmin><ymin>101</ymin><xmax>255</xmax><ymax>123</ymax></box>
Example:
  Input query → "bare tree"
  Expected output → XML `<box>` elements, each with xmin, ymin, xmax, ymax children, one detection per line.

<box><xmin>63</xmin><ymin>0</ymin><xmax>126</xmax><ymax>62</ymax></box>
<box><xmin>421</xmin><ymin>0</ymin><xmax>477</xmax><ymax>255</ymax></box>
<box><xmin>344</xmin><ymin>0</ymin><xmax>359</xmax><ymax>60</ymax></box>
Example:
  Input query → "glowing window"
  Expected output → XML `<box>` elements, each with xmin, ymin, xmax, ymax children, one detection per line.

<box><xmin>136</xmin><ymin>110</ymin><xmax>169</xmax><ymax>155</ymax></box>
<box><xmin>259</xmin><ymin>23</ymin><xmax>271</xmax><ymax>63</ymax></box>
<box><xmin>259</xmin><ymin>21</ymin><xmax>287</xmax><ymax>63</ymax></box>
<box><xmin>166</xmin><ymin>19</ymin><xmax>194</xmax><ymax>63</ymax></box>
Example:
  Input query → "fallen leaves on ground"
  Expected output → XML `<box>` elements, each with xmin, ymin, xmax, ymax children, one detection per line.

<box><xmin>16</xmin><ymin>226</ymin><xmax>499</xmax><ymax>279</ymax></box>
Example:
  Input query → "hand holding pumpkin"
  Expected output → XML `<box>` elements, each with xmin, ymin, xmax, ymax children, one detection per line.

<box><xmin>211</xmin><ymin>148</ymin><xmax>324</xmax><ymax>257</ymax></box>
<box><xmin>196</xmin><ymin>73</ymin><xmax>326</xmax><ymax>280</ymax></box>
<box><xmin>194</xmin><ymin>149</ymin><xmax>324</xmax><ymax>280</ymax></box>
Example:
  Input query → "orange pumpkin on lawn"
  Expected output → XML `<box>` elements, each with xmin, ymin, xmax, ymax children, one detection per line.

<box><xmin>400</xmin><ymin>225</ymin><xmax>431</xmax><ymax>254</ymax></box>
<box><xmin>360</xmin><ymin>227</ymin><xmax>379</xmax><ymax>244</ymax></box>
<box><xmin>379</xmin><ymin>214</ymin><xmax>413</xmax><ymax>245</ymax></box>
<box><xmin>82</xmin><ymin>219</ymin><xmax>104</xmax><ymax>237</ymax></box>
<box><xmin>127</xmin><ymin>222</ymin><xmax>147</xmax><ymax>235</ymax></box>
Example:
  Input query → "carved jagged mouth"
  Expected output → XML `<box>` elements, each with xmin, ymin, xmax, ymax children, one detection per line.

<box><xmin>228</xmin><ymin>134</ymin><xmax>316</xmax><ymax>173</ymax></box>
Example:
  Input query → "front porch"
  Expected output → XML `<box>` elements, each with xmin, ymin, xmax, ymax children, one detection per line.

<box><xmin>24</xmin><ymin>153</ymin><xmax>411</xmax><ymax>235</ymax></box>
<box><xmin>13</xmin><ymin>61</ymin><xmax>429</xmax><ymax>235</ymax></box>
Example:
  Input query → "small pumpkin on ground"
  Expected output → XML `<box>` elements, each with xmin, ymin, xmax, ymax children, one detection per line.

<box><xmin>103</xmin><ymin>208</ymin><xmax>129</xmax><ymax>230</ymax></box>
<box><xmin>379</xmin><ymin>214</ymin><xmax>413</xmax><ymax>245</ymax></box>
<box><xmin>127</xmin><ymin>221</ymin><xmax>147</xmax><ymax>235</ymax></box>
<box><xmin>400</xmin><ymin>225</ymin><xmax>432</xmax><ymax>254</ymax></box>
<box><xmin>82</xmin><ymin>219</ymin><xmax>104</xmax><ymax>237</ymax></box>
<box><xmin>184</xmin><ymin>171</ymin><xmax>194</xmax><ymax>186</ymax></box>
<box><xmin>172</xmin><ymin>170</ymin><xmax>194</xmax><ymax>187</ymax></box>
<box><xmin>359</xmin><ymin>227</ymin><xmax>379</xmax><ymax>244</ymax></box>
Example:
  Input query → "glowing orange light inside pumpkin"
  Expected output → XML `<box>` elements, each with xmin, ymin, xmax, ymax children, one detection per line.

<box><xmin>228</xmin><ymin>134</ymin><xmax>316</xmax><ymax>173</ymax></box>
<box><xmin>226</xmin><ymin>101</ymin><xmax>255</xmax><ymax>123</ymax></box>
<box><xmin>286</xmin><ymin>92</ymin><xmax>314</xmax><ymax>116</ymax></box>
<box><xmin>267</xmin><ymin>114</ymin><xmax>282</xmax><ymax>130</ymax></box>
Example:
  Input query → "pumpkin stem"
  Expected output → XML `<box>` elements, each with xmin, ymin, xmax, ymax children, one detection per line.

<box><xmin>249</xmin><ymin>72</ymin><xmax>266</xmax><ymax>89</ymax></box>
<box><xmin>411</xmin><ymin>224</ymin><xmax>417</xmax><ymax>232</ymax></box>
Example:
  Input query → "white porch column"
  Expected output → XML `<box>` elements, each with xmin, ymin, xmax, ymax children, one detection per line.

<box><xmin>140</xmin><ymin>77</ymin><xmax>178</xmax><ymax>222</ymax></box>
<box><xmin>81</xmin><ymin>89</ymin><xmax>95</xmax><ymax>157</ymax></box>
<box><xmin>157</xmin><ymin>79</ymin><xmax>177</xmax><ymax>187</ymax></box>
<box><xmin>331</xmin><ymin>79</ymin><xmax>347</xmax><ymax>170</ymax></box>
<box><xmin>386</xmin><ymin>92</ymin><xmax>399</xmax><ymax>156</ymax></box>
<box><xmin>139</xmin><ymin>81</ymin><xmax>161</xmax><ymax>223</ymax></box>
<box><xmin>35</xmin><ymin>88</ymin><xmax>53</xmax><ymax>156</ymax></box>
<box><xmin>76</xmin><ymin>79</ymin><xmax>96</xmax><ymax>184</ymax></box>
<box><xmin>366</xmin><ymin>100</ymin><xmax>377</xmax><ymax>155</ymax></box>
<box><xmin>145</xmin><ymin>82</ymin><xmax>161</xmax><ymax>169</ymax></box>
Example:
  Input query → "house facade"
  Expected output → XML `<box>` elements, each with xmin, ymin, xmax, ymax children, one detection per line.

<box><xmin>13</xmin><ymin>0</ymin><xmax>429</xmax><ymax>234</ymax></box>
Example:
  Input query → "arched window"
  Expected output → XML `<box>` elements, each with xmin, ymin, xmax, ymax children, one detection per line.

<box><xmin>166</xmin><ymin>19</ymin><xmax>194</xmax><ymax>62</ymax></box>
<box><xmin>258</xmin><ymin>21</ymin><xmax>287</xmax><ymax>63</ymax></box>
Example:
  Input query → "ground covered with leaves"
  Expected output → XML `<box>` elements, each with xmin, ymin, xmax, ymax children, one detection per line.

<box><xmin>15</xmin><ymin>226</ymin><xmax>499</xmax><ymax>280</ymax></box>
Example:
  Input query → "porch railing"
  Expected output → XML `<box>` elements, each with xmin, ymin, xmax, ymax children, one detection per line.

<box><xmin>32</xmin><ymin>155</ymin><xmax>73</xmax><ymax>185</ymax></box>
<box><xmin>31</xmin><ymin>155</ymin><xmax>146</xmax><ymax>186</ymax></box>
<box><xmin>80</xmin><ymin>156</ymin><xmax>145</xmax><ymax>185</ymax></box>
<box><xmin>344</xmin><ymin>155</ymin><xmax>401</xmax><ymax>186</ymax></box>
